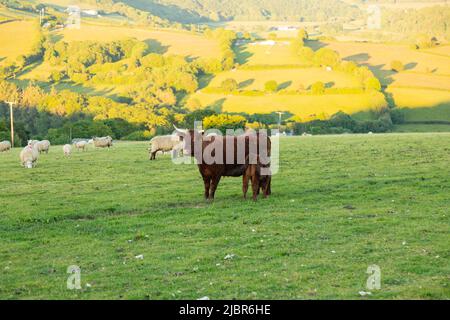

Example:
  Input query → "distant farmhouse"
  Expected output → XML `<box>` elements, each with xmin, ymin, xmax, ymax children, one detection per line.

<box><xmin>82</xmin><ymin>10</ymin><xmax>99</xmax><ymax>17</ymax></box>
<box><xmin>271</xmin><ymin>26</ymin><xmax>298</xmax><ymax>31</ymax></box>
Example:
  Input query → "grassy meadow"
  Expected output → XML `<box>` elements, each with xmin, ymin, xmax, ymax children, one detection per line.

<box><xmin>57</xmin><ymin>24</ymin><xmax>221</xmax><ymax>59</ymax></box>
<box><xmin>0</xmin><ymin>20</ymin><xmax>39</xmax><ymax>65</ymax></box>
<box><xmin>311</xmin><ymin>40</ymin><xmax>450</xmax><ymax>123</ymax></box>
<box><xmin>0</xmin><ymin>134</ymin><xmax>449</xmax><ymax>299</ymax></box>
<box><xmin>235</xmin><ymin>42</ymin><xmax>302</xmax><ymax>66</ymax></box>
<box><xmin>204</xmin><ymin>68</ymin><xmax>362</xmax><ymax>90</ymax></box>
<box><xmin>191</xmin><ymin>91</ymin><xmax>386</xmax><ymax>118</ymax></box>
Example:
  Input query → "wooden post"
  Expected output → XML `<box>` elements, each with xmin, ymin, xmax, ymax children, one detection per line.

<box><xmin>6</xmin><ymin>101</ymin><xmax>15</xmax><ymax>147</ymax></box>
<box><xmin>276</xmin><ymin>111</ymin><xmax>285</xmax><ymax>134</ymax></box>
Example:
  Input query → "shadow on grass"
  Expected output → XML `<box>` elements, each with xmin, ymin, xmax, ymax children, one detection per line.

<box><xmin>239</xmin><ymin>79</ymin><xmax>254</xmax><ymax>89</ymax></box>
<box><xmin>234</xmin><ymin>44</ymin><xmax>253</xmax><ymax>65</ymax></box>
<box><xmin>144</xmin><ymin>39</ymin><xmax>169</xmax><ymax>55</ymax></box>
<box><xmin>344</xmin><ymin>52</ymin><xmax>370</xmax><ymax>63</ymax></box>
<box><xmin>208</xmin><ymin>98</ymin><xmax>226</xmax><ymax>113</ymax></box>
<box><xmin>278</xmin><ymin>81</ymin><xmax>292</xmax><ymax>90</ymax></box>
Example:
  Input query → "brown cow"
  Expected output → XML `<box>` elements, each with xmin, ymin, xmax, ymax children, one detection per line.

<box><xmin>174</xmin><ymin>127</ymin><xmax>271</xmax><ymax>200</ymax></box>
<box><xmin>243</xmin><ymin>156</ymin><xmax>272</xmax><ymax>201</ymax></box>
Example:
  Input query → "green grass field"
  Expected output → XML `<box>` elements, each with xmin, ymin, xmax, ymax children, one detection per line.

<box><xmin>191</xmin><ymin>91</ymin><xmax>386</xmax><ymax>118</ymax></box>
<box><xmin>205</xmin><ymin>68</ymin><xmax>362</xmax><ymax>91</ymax></box>
<box><xmin>235</xmin><ymin>42</ymin><xmax>301</xmax><ymax>66</ymax></box>
<box><xmin>57</xmin><ymin>24</ymin><xmax>221</xmax><ymax>59</ymax></box>
<box><xmin>1</xmin><ymin>134</ymin><xmax>449</xmax><ymax>299</ymax></box>
<box><xmin>0</xmin><ymin>20</ymin><xmax>39</xmax><ymax>65</ymax></box>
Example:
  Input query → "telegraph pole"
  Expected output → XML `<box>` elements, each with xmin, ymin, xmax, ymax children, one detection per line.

<box><xmin>276</xmin><ymin>111</ymin><xmax>285</xmax><ymax>134</ymax></box>
<box><xmin>5</xmin><ymin>101</ymin><xmax>16</xmax><ymax>147</ymax></box>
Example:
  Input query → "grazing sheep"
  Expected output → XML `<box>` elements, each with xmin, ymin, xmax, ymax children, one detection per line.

<box><xmin>75</xmin><ymin>140</ymin><xmax>88</xmax><ymax>151</ymax></box>
<box><xmin>93</xmin><ymin>136</ymin><xmax>113</xmax><ymax>148</ymax></box>
<box><xmin>34</xmin><ymin>140</ymin><xmax>51</xmax><ymax>154</ymax></box>
<box><xmin>63</xmin><ymin>144</ymin><xmax>72</xmax><ymax>156</ymax></box>
<box><xmin>148</xmin><ymin>135</ymin><xmax>182</xmax><ymax>160</ymax></box>
<box><xmin>0</xmin><ymin>140</ymin><xmax>11</xmax><ymax>152</ymax></box>
<box><xmin>27</xmin><ymin>140</ymin><xmax>39</xmax><ymax>146</ymax></box>
<box><xmin>20</xmin><ymin>145</ymin><xmax>39</xmax><ymax>168</ymax></box>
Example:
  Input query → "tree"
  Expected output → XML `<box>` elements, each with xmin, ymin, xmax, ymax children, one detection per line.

<box><xmin>186</xmin><ymin>98</ymin><xmax>202</xmax><ymax>110</ymax></box>
<box><xmin>297</xmin><ymin>28</ymin><xmax>308</xmax><ymax>40</ymax></box>
<box><xmin>203</xmin><ymin>114</ymin><xmax>247</xmax><ymax>133</ymax></box>
<box><xmin>391</xmin><ymin>60</ymin><xmax>404</xmax><ymax>72</ymax></box>
<box><xmin>298</xmin><ymin>46</ymin><xmax>315</xmax><ymax>63</ymax></box>
<box><xmin>221</xmin><ymin>78</ymin><xmax>238</xmax><ymax>92</ymax></box>
<box><xmin>310</xmin><ymin>81</ymin><xmax>325</xmax><ymax>95</ymax></box>
<box><xmin>314</xmin><ymin>48</ymin><xmax>340</xmax><ymax>68</ymax></box>
<box><xmin>415</xmin><ymin>34</ymin><xmax>438</xmax><ymax>49</ymax></box>
<box><xmin>364</xmin><ymin>77</ymin><xmax>382</xmax><ymax>91</ymax></box>
<box><xmin>264</xmin><ymin>80</ymin><xmax>278</xmax><ymax>93</ymax></box>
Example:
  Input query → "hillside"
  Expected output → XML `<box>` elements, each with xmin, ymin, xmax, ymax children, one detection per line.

<box><xmin>122</xmin><ymin>0</ymin><xmax>362</xmax><ymax>23</ymax></box>
<box><xmin>309</xmin><ymin>40</ymin><xmax>450</xmax><ymax>123</ymax></box>
<box><xmin>0</xmin><ymin>1</ymin><xmax>449</xmax><ymax>143</ymax></box>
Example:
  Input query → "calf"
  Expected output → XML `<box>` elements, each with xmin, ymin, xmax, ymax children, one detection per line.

<box><xmin>243</xmin><ymin>156</ymin><xmax>272</xmax><ymax>201</ymax></box>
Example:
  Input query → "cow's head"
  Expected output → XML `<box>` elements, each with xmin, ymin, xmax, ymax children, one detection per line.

<box><xmin>174</xmin><ymin>125</ymin><xmax>203</xmax><ymax>157</ymax></box>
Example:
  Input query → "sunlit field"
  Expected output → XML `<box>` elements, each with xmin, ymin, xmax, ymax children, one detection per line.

<box><xmin>235</xmin><ymin>42</ymin><xmax>302</xmax><ymax>65</ymax></box>
<box><xmin>205</xmin><ymin>68</ymin><xmax>362</xmax><ymax>91</ymax></box>
<box><xmin>1</xmin><ymin>134</ymin><xmax>449</xmax><ymax>299</ymax></box>
<box><xmin>315</xmin><ymin>41</ymin><xmax>450</xmax><ymax>77</ymax></box>
<box><xmin>58</xmin><ymin>24</ymin><xmax>221</xmax><ymax>59</ymax></box>
<box><xmin>0</xmin><ymin>20</ymin><xmax>39</xmax><ymax>65</ymax></box>
<box><xmin>192</xmin><ymin>91</ymin><xmax>386</xmax><ymax>117</ymax></box>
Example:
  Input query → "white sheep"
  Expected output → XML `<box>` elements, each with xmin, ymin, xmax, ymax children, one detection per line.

<box><xmin>75</xmin><ymin>140</ymin><xmax>88</xmax><ymax>151</ymax></box>
<box><xmin>20</xmin><ymin>145</ymin><xmax>39</xmax><ymax>168</ymax></box>
<box><xmin>93</xmin><ymin>136</ymin><xmax>113</xmax><ymax>148</ymax></box>
<box><xmin>148</xmin><ymin>135</ymin><xmax>182</xmax><ymax>160</ymax></box>
<box><xmin>34</xmin><ymin>140</ymin><xmax>51</xmax><ymax>154</ymax></box>
<box><xmin>0</xmin><ymin>140</ymin><xmax>11</xmax><ymax>152</ymax></box>
<box><xmin>27</xmin><ymin>140</ymin><xmax>39</xmax><ymax>146</ymax></box>
<box><xmin>63</xmin><ymin>144</ymin><xmax>72</xmax><ymax>156</ymax></box>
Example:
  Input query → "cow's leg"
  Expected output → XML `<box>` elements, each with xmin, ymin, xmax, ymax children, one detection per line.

<box><xmin>242</xmin><ymin>174</ymin><xmax>249</xmax><ymax>199</ymax></box>
<box><xmin>203</xmin><ymin>176</ymin><xmax>211</xmax><ymax>200</ymax></box>
<box><xmin>150</xmin><ymin>151</ymin><xmax>157</xmax><ymax>160</ymax></box>
<box><xmin>209</xmin><ymin>176</ymin><xmax>221</xmax><ymax>200</ymax></box>
<box><xmin>251</xmin><ymin>175</ymin><xmax>259</xmax><ymax>201</ymax></box>
<box><xmin>261</xmin><ymin>178</ymin><xmax>269</xmax><ymax>198</ymax></box>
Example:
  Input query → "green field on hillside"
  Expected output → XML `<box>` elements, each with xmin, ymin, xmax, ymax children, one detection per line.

<box><xmin>191</xmin><ymin>90</ymin><xmax>386</xmax><ymax>118</ymax></box>
<box><xmin>235</xmin><ymin>41</ymin><xmax>302</xmax><ymax>65</ymax></box>
<box><xmin>57</xmin><ymin>24</ymin><xmax>221</xmax><ymax>59</ymax></box>
<box><xmin>205</xmin><ymin>68</ymin><xmax>362</xmax><ymax>91</ymax></box>
<box><xmin>0</xmin><ymin>134</ymin><xmax>449</xmax><ymax>299</ymax></box>
<box><xmin>0</xmin><ymin>20</ymin><xmax>39</xmax><ymax>65</ymax></box>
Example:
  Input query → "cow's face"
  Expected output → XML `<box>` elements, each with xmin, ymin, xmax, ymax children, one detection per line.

<box><xmin>25</xmin><ymin>160</ymin><xmax>33</xmax><ymax>169</ymax></box>
<box><xmin>174</xmin><ymin>127</ymin><xmax>203</xmax><ymax>157</ymax></box>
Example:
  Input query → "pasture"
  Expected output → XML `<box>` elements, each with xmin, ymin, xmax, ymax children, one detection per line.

<box><xmin>191</xmin><ymin>91</ymin><xmax>386</xmax><ymax>117</ymax></box>
<box><xmin>0</xmin><ymin>134</ymin><xmax>449</xmax><ymax>299</ymax></box>
<box><xmin>204</xmin><ymin>68</ymin><xmax>362</xmax><ymax>91</ymax></box>
<box><xmin>235</xmin><ymin>42</ymin><xmax>302</xmax><ymax>65</ymax></box>
<box><xmin>56</xmin><ymin>24</ymin><xmax>221</xmax><ymax>59</ymax></box>
<box><xmin>0</xmin><ymin>20</ymin><xmax>39</xmax><ymax>65</ymax></box>
<box><xmin>310</xmin><ymin>40</ymin><xmax>450</xmax><ymax>78</ymax></box>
